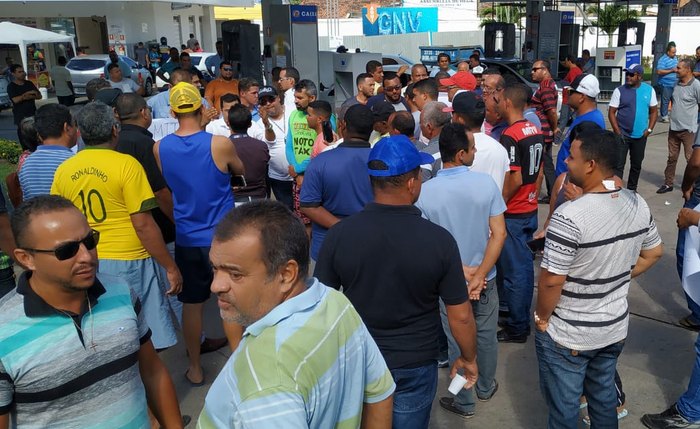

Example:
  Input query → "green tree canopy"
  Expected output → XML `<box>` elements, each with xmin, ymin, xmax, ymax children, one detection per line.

<box><xmin>479</xmin><ymin>6</ymin><xmax>525</xmax><ymax>28</ymax></box>
<box><xmin>587</xmin><ymin>4</ymin><xmax>639</xmax><ymax>47</ymax></box>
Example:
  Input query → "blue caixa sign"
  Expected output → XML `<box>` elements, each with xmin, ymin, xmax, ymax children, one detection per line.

<box><xmin>290</xmin><ymin>5</ymin><xmax>317</xmax><ymax>23</ymax></box>
<box><xmin>362</xmin><ymin>7</ymin><xmax>438</xmax><ymax>36</ymax></box>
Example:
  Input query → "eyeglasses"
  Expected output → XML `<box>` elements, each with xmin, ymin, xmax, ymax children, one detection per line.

<box><xmin>259</xmin><ymin>97</ymin><xmax>276</xmax><ymax>106</ymax></box>
<box><xmin>385</xmin><ymin>85</ymin><xmax>402</xmax><ymax>92</ymax></box>
<box><xmin>625</xmin><ymin>72</ymin><xmax>635</xmax><ymax>77</ymax></box>
<box><xmin>566</xmin><ymin>88</ymin><xmax>579</xmax><ymax>95</ymax></box>
<box><xmin>222</xmin><ymin>67</ymin><xmax>233</xmax><ymax>72</ymax></box>
<box><xmin>23</xmin><ymin>230</ymin><xmax>100</xmax><ymax>261</ymax></box>
<box><xmin>482</xmin><ymin>87</ymin><xmax>503</xmax><ymax>96</ymax></box>
<box><xmin>531</xmin><ymin>67</ymin><xmax>544</xmax><ymax>72</ymax></box>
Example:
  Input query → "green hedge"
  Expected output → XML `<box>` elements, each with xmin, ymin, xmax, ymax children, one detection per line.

<box><xmin>0</xmin><ymin>139</ymin><xmax>22</xmax><ymax>164</ymax></box>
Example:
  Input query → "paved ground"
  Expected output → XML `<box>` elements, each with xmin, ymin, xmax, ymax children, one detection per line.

<box><xmin>2</xmin><ymin>98</ymin><xmax>697</xmax><ymax>428</ymax></box>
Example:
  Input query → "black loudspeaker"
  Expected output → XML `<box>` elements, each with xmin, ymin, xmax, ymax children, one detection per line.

<box><xmin>618</xmin><ymin>20</ymin><xmax>645</xmax><ymax>47</ymax></box>
<box><xmin>221</xmin><ymin>20</ymin><xmax>262</xmax><ymax>83</ymax></box>
<box><xmin>484</xmin><ymin>22</ymin><xmax>516</xmax><ymax>58</ymax></box>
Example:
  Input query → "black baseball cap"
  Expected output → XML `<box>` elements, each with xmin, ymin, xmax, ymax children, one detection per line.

<box><xmin>444</xmin><ymin>91</ymin><xmax>485</xmax><ymax>115</ymax></box>
<box><xmin>371</xmin><ymin>101</ymin><xmax>394</xmax><ymax>122</ymax></box>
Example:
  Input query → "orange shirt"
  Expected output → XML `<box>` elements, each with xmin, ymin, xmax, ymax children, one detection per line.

<box><xmin>205</xmin><ymin>79</ymin><xmax>239</xmax><ymax>111</ymax></box>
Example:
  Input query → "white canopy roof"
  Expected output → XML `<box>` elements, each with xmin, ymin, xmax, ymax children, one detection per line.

<box><xmin>0</xmin><ymin>22</ymin><xmax>76</xmax><ymax>72</ymax></box>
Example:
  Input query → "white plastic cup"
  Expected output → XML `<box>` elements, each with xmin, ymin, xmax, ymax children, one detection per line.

<box><xmin>448</xmin><ymin>374</ymin><xmax>468</xmax><ymax>395</ymax></box>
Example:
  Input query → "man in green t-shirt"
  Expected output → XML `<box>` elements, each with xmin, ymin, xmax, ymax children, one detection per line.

<box><xmin>285</xmin><ymin>79</ymin><xmax>318</xmax><ymax>228</ymax></box>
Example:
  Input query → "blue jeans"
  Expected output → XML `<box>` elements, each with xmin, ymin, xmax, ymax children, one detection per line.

<box><xmin>677</xmin><ymin>333</ymin><xmax>700</xmax><ymax>422</ymax></box>
<box><xmin>661</xmin><ymin>85</ymin><xmax>674</xmax><ymax>118</ymax></box>
<box><xmin>390</xmin><ymin>364</ymin><xmax>437</xmax><ymax>429</ymax></box>
<box><xmin>536</xmin><ymin>330</ymin><xmax>625</xmax><ymax>429</ymax></box>
<box><xmin>500</xmin><ymin>215</ymin><xmax>537</xmax><ymax>336</ymax></box>
<box><xmin>440</xmin><ymin>278</ymin><xmax>499</xmax><ymax>413</ymax></box>
<box><xmin>677</xmin><ymin>194</ymin><xmax>700</xmax><ymax>323</ymax></box>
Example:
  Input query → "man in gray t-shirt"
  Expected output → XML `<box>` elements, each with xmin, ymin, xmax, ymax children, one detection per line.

<box><xmin>659</xmin><ymin>59</ymin><xmax>700</xmax><ymax>194</ymax></box>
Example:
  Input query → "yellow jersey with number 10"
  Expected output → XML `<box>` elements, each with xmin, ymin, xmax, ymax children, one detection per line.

<box><xmin>51</xmin><ymin>148</ymin><xmax>158</xmax><ymax>260</ymax></box>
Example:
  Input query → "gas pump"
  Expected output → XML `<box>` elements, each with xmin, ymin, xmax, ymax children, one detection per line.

<box><xmin>595</xmin><ymin>45</ymin><xmax>642</xmax><ymax>100</ymax></box>
<box><xmin>318</xmin><ymin>51</ymin><xmax>381</xmax><ymax>109</ymax></box>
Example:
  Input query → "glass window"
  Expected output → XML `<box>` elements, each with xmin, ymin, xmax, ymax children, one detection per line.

<box><xmin>382</xmin><ymin>57</ymin><xmax>398</xmax><ymax>66</ymax></box>
<box><xmin>66</xmin><ymin>59</ymin><xmax>105</xmax><ymax>71</ymax></box>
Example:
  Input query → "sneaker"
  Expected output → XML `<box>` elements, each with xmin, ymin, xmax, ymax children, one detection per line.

<box><xmin>439</xmin><ymin>397</ymin><xmax>475</xmax><ymax>419</ymax></box>
<box><xmin>437</xmin><ymin>358</ymin><xmax>449</xmax><ymax>368</ymax></box>
<box><xmin>657</xmin><ymin>184</ymin><xmax>674</xmax><ymax>194</ymax></box>
<box><xmin>477</xmin><ymin>380</ymin><xmax>499</xmax><ymax>402</ymax></box>
<box><xmin>642</xmin><ymin>404</ymin><xmax>700</xmax><ymax>428</ymax></box>
<box><xmin>659</xmin><ymin>116</ymin><xmax>670</xmax><ymax>123</ymax></box>
<box><xmin>497</xmin><ymin>329</ymin><xmax>528</xmax><ymax>343</ymax></box>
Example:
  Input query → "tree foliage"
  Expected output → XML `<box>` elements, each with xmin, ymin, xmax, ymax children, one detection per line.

<box><xmin>479</xmin><ymin>6</ymin><xmax>525</xmax><ymax>28</ymax></box>
<box><xmin>587</xmin><ymin>4</ymin><xmax>639</xmax><ymax>46</ymax></box>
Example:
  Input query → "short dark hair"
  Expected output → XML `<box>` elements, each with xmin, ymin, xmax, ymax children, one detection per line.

<box><xmin>576</xmin><ymin>129</ymin><xmax>619</xmax><ymax>174</ymax></box>
<box><xmin>220</xmin><ymin>93</ymin><xmax>240</xmax><ymax>108</ymax></box>
<box><xmin>107</xmin><ymin>63</ymin><xmax>120</xmax><ymax>73</ymax></box>
<box><xmin>86</xmin><ymin>78</ymin><xmax>111</xmax><ymax>101</ymax></box>
<box><xmin>356</xmin><ymin>72</ymin><xmax>372</xmax><ymax>86</ymax></box>
<box><xmin>582</xmin><ymin>49</ymin><xmax>590</xmax><ymax>56</ymax></box>
<box><xmin>413</xmin><ymin>78</ymin><xmax>438</xmax><ymax>100</ymax></box>
<box><xmin>115</xmin><ymin>93</ymin><xmax>147</xmax><ymax>121</ymax></box>
<box><xmin>213</xmin><ymin>200</ymin><xmax>309</xmax><ymax>281</ymax></box>
<box><xmin>563</xmin><ymin>54</ymin><xmax>577</xmax><ymax>63</ymax></box>
<box><xmin>344</xmin><ymin>104</ymin><xmax>374</xmax><ymax>140</ymax></box>
<box><xmin>439</xmin><ymin>123</ymin><xmax>470</xmax><ymax>163</ymax></box>
<box><xmin>569</xmin><ymin>121</ymin><xmax>603</xmax><ymax>144</ymax></box>
<box><xmin>469</xmin><ymin>53</ymin><xmax>480</xmax><ymax>62</ymax></box>
<box><xmin>382</xmin><ymin>72</ymin><xmax>400</xmax><ymax>86</ymax></box>
<box><xmin>294</xmin><ymin>79</ymin><xmax>317</xmax><ymax>97</ymax></box>
<box><xmin>180</xmin><ymin>52</ymin><xmax>190</xmax><ymax>59</ymax></box>
<box><xmin>12</xmin><ymin>195</ymin><xmax>78</xmax><ymax>248</ymax></box>
<box><xmin>19</xmin><ymin>117</ymin><xmax>40</xmax><ymax>152</ymax></box>
<box><xmin>369</xmin><ymin>162</ymin><xmax>420</xmax><ymax>190</ymax></box>
<box><xmin>308</xmin><ymin>100</ymin><xmax>332</xmax><ymax>119</ymax></box>
<box><xmin>434</xmin><ymin>71</ymin><xmax>450</xmax><ymax>81</ymax></box>
<box><xmin>220</xmin><ymin>60</ymin><xmax>233</xmax><ymax>69</ymax></box>
<box><xmin>238</xmin><ymin>77</ymin><xmax>260</xmax><ymax>93</ymax></box>
<box><xmin>228</xmin><ymin>104</ymin><xmax>253</xmax><ymax>134</ymax></box>
<box><xmin>366</xmin><ymin>60</ymin><xmax>382</xmax><ymax>73</ymax></box>
<box><xmin>170</xmin><ymin>68</ymin><xmax>191</xmax><ymax>85</ymax></box>
<box><xmin>390</xmin><ymin>111</ymin><xmax>415</xmax><ymax>137</ymax></box>
<box><xmin>189</xmin><ymin>33</ymin><xmax>195</xmax><ymax>38</ymax></box>
<box><xmin>503</xmin><ymin>83</ymin><xmax>531</xmax><ymax>110</ymax></box>
<box><xmin>538</xmin><ymin>59</ymin><xmax>551</xmax><ymax>71</ymax></box>
<box><xmin>437</xmin><ymin>53</ymin><xmax>450</xmax><ymax>61</ymax></box>
<box><xmin>10</xmin><ymin>64</ymin><xmax>23</xmax><ymax>74</ymax></box>
<box><xmin>404</xmin><ymin>82</ymin><xmax>416</xmax><ymax>101</ymax></box>
<box><xmin>34</xmin><ymin>104</ymin><xmax>72</xmax><ymax>140</ymax></box>
<box><xmin>57</xmin><ymin>56</ymin><xmax>67</xmax><ymax>66</ymax></box>
<box><xmin>271</xmin><ymin>67</ymin><xmax>282</xmax><ymax>82</ymax></box>
<box><xmin>453</xmin><ymin>106</ymin><xmax>485</xmax><ymax>129</ymax></box>
<box><xmin>282</xmin><ymin>67</ymin><xmax>300</xmax><ymax>83</ymax></box>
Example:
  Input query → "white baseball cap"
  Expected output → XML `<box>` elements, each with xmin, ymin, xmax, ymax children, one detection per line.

<box><xmin>564</xmin><ymin>73</ymin><xmax>600</xmax><ymax>98</ymax></box>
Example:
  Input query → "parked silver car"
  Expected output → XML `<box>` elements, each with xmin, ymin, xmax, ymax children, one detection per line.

<box><xmin>66</xmin><ymin>54</ymin><xmax>153</xmax><ymax>97</ymax></box>
<box><xmin>155</xmin><ymin>52</ymin><xmax>217</xmax><ymax>91</ymax></box>
<box><xmin>0</xmin><ymin>76</ymin><xmax>11</xmax><ymax>111</ymax></box>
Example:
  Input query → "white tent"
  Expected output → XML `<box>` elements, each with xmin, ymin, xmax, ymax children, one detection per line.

<box><xmin>0</xmin><ymin>21</ymin><xmax>76</xmax><ymax>73</ymax></box>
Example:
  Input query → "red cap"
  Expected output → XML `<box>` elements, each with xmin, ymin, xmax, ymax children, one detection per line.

<box><xmin>440</xmin><ymin>71</ymin><xmax>477</xmax><ymax>91</ymax></box>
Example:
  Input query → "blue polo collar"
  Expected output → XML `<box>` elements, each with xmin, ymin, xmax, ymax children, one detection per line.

<box><xmin>244</xmin><ymin>278</ymin><xmax>324</xmax><ymax>337</ymax></box>
<box><xmin>436</xmin><ymin>165</ymin><xmax>470</xmax><ymax>177</ymax></box>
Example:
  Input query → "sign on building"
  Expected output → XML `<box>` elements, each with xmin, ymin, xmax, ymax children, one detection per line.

<box><xmin>362</xmin><ymin>6</ymin><xmax>438</xmax><ymax>36</ymax></box>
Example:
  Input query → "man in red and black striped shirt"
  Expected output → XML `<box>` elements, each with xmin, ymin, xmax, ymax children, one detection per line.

<box><xmin>496</xmin><ymin>83</ymin><xmax>544</xmax><ymax>343</ymax></box>
<box><xmin>531</xmin><ymin>60</ymin><xmax>559</xmax><ymax>203</ymax></box>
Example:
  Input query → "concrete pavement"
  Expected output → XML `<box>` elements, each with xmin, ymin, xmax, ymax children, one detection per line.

<box><xmin>1</xmin><ymin>100</ymin><xmax>698</xmax><ymax>428</ymax></box>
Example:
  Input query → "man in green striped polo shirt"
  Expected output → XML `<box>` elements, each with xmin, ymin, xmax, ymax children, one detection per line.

<box><xmin>199</xmin><ymin>200</ymin><xmax>395</xmax><ymax>429</ymax></box>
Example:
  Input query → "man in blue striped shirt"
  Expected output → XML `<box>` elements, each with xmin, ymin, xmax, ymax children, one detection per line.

<box><xmin>18</xmin><ymin>104</ymin><xmax>76</xmax><ymax>200</ymax></box>
<box><xmin>0</xmin><ymin>195</ymin><xmax>183</xmax><ymax>429</ymax></box>
<box><xmin>656</xmin><ymin>43</ymin><xmax>678</xmax><ymax>122</ymax></box>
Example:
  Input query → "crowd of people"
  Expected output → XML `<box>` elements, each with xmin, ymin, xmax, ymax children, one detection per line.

<box><xmin>1</xmin><ymin>44</ymin><xmax>700</xmax><ymax>429</ymax></box>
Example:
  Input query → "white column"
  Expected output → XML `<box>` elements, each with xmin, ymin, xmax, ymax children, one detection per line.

<box><xmin>201</xmin><ymin>5</ymin><xmax>217</xmax><ymax>50</ymax></box>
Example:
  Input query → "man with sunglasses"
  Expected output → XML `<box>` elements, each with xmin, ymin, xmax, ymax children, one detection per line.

<box><xmin>0</xmin><ymin>195</ymin><xmax>183</xmax><ymax>429</ymax></box>
<box><xmin>609</xmin><ymin>64</ymin><xmax>658</xmax><ymax>192</ymax></box>
<box><xmin>530</xmin><ymin>60</ymin><xmax>559</xmax><ymax>204</ymax></box>
<box><xmin>51</xmin><ymin>101</ymin><xmax>182</xmax><ymax>352</ymax></box>
<box><xmin>204</xmin><ymin>60</ymin><xmax>239</xmax><ymax>113</ymax></box>
<box><xmin>366</xmin><ymin>72</ymin><xmax>410</xmax><ymax>113</ymax></box>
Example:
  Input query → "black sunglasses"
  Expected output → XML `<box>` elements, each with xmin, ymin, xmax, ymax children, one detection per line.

<box><xmin>259</xmin><ymin>97</ymin><xmax>276</xmax><ymax>106</ymax></box>
<box><xmin>24</xmin><ymin>230</ymin><xmax>100</xmax><ymax>261</ymax></box>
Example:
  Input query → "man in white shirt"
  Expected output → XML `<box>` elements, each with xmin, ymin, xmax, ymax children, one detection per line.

<box><xmin>107</xmin><ymin>63</ymin><xmax>143</xmax><ymax>95</ymax></box>
<box><xmin>279</xmin><ymin>67</ymin><xmax>300</xmax><ymax>119</ymax></box>
<box><xmin>249</xmin><ymin>86</ymin><xmax>294</xmax><ymax>209</ymax></box>
<box><xmin>429</xmin><ymin>53</ymin><xmax>457</xmax><ymax>78</ymax></box>
<box><xmin>205</xmin><ymin>93</ymin><xmax>240</xmax><ymax>137</ymax></box>
<box><xmin>51</xmin><ymin>56</ymin><xmax>74</xmax><ymax>106</ymax></box>
<box><xmin>449</xmin><ymin>91</ymin><xmax>509</xmax><ymax>191</ymax></box>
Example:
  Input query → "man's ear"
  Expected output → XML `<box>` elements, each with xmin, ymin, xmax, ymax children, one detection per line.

<box><xmin>278</xmin><ymin>259</ymin><xmax>300</xmax><ymax>294</ymax></box>
<box><xmin>14</xmin><ymin>248</ymin><xmax>36</xmax><ymax>272</ymax></box>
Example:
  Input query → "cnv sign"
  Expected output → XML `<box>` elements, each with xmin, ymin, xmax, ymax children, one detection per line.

<box><xmin>362</xmin><ymin>6</ymin><xmax>438</xmax><ymax>36</ymax></box>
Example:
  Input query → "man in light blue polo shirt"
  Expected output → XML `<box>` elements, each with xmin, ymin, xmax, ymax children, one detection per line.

<box><xmin>609</xmin><ymin>63</ymin><xmax>658</xmax><ymax>191</ymax></box>
<box><xmin>657</xmin><ymin>43</ymin><xmax>678</xmax><ymax>122</ymax></box>
<box><xmin>18</xmin><ymin>104</ymin><xmax>76</xmax><ymax>200</ymax></box>
<box><xmin>416</xmin><ymin>122</ymin><xmax>506</xmax><ymax>419</ymax></box>
<box><xmin>199</xmin><ymin>201</ymin><xmax>395</xmax><ymax>429</ymax></box>
<box><xmin>300</xmin><ymin>104</ymin><xmax>374</xmax><ymax>261</ymax></box>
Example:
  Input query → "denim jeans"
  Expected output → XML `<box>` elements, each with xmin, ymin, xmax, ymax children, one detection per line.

<box><xmin>500</xmin><ymin>214</ymin><xmax>537</xmax><ymax>336</ymax></box>
<box><xmin>440</xmin><ymin>278</ymin><xmax>499</xmax><ymax>413</ymax></box>
<box><xmin>267</xmin><ymin>177</ymin><xmax>294</xmax><ymax>210</ymax></box>
<box><xmin>0</xmin><ymin>267</ymin><xmax>16</xmax><ymax>299</ymax></box>
<box><xmin>614</xmin><ymin>135</ymin><xmax>648</xmax><ymax>191</ymax></box>
<box><xmin>677</xmin><ymin>333</ymin><xmax>700</xmax><ymax>422</ymax></box>
<box><xmin>390</xmin><ymin>363</ymin><xmax>438</xmax><ymax>429</ymax></box>
<box><xmin>536</xmin><ymin>330</ymin><xmax>625</xmax><ymax>429</ymax></box>
<box><xmin>661</xmin><ymin>85</ymin><xmax>674</xmax><ymax>118</ymax></box>
<box><xmin>676</xmin><ymin>194</ymin><xmax>700</xmax><ymax>323</ymax></box>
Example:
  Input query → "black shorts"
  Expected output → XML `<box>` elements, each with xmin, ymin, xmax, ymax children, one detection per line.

<box><xmin>175</xmin><ymin>245</ymin><xmax>213</xmax><ymax>304</ymax></box>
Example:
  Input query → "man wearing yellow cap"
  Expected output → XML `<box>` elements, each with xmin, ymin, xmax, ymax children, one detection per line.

<box><xmin>154</xmin><ymin>82</ymin><xmax>245</xmax><ymax>386</ymax></box>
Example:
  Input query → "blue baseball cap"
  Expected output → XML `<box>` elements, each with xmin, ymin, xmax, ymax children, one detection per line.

<box><xmin>368</xmin><ymin>135</ymin><xmax>434</xmax><ymax>177</ymax></box>
<box><xmin>624</xmin><ymin>63</ymin><xmax>644</xmax><ymax>75</ymax></box>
